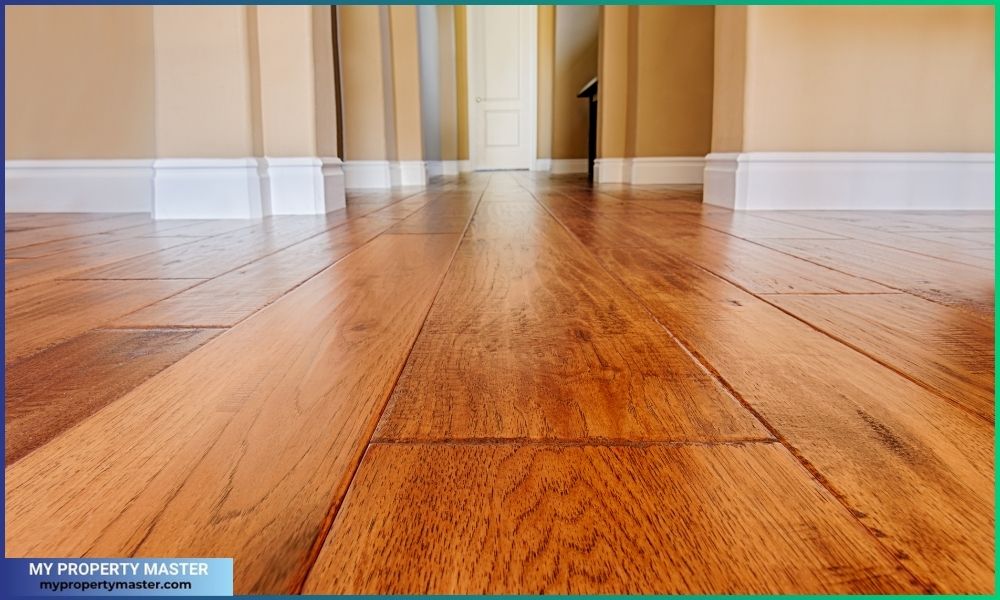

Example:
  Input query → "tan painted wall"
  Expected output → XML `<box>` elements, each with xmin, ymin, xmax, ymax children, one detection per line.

<box><xmin>312</xmin><ymin>6</ymin><xmax>339</xmax><ymax>158</ymax></box>
<box><xmin>254</xmin><ymin>6</ymin><xmax>317</xmax><ymax>157</ymax></box>
<box><xmin>743</xmin><ymin>5</ymin><xmax>994</xmax><ymax>152</ymax></box>
<box><xmin>388</xmin><ymin>6</ymin><xmax>424</xmax><ymax>161</ymax></box>
<box><xmin>597</xmin><ymin>6</ymin><xmax>714</xmax><ymax>159</ymax></box>
<box><xmin>552</xmin><ymin>6</ymin><xmax>599</xmax><ymax>160</ymax></box>
<box><xmin>537</xmin><ymin>6</ymin><xmax>555</xmax><ymax>160</ymax></box>
<box><xmin>5</xmin><ymin>6</ymin><xmax>155</xmax><ymax>160</ymax></box>
<box><xmin>597</xmin><ymin>6</ymin><xmax>630</xmax><ymax>159</ymax></box>
<box><xmin>454</xmin><ymin>6</ymin><xmax>469</xmax><ymax>161</ymax></box>
<box><xmin>437</xmin><ymin>6</ymin><xmax>459</xmax><ymax>162</ymax></box>
<box><xmin>154</xmin><ymin>6</ymin><xmax>255</xmax><ymax>158</ymax></box>
<box><xmin>338</xmin><ymin>6</ymin><xmax>389</xmax><ymax>161</ymax></box>
<box><xmin>630</xmin><ymin>6</ymin><xmax>714</xmax><ymax>157</ymax></box>
<box><xmin>711</xmin><ymin>6</ymin><xmax>747</xmax><ymax>153</ymax></box>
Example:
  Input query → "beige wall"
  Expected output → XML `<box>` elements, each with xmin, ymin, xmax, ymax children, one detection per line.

<box><xmin>552</xmin><ymin>6</ymin><xmax>599</xmax><ymax>160</ymax></box>
<box><xmin>5</xmin><ymin>6</ymin><xmax>155</xmax><ymax>160</ymax></box>
<box><xmin>711</xmin><ymin>6</ymin><xmax>747</xmax><ymax>153</ymax></box>
<box><xmin>454</xmin><ymin>6</ymin><xmax>470</xmax><ymax>161</ymax></box>
<box><xmin>312</xmin><ymin>6</ymin><xmax>339</xmax><ymax>158</ymax></box>
<box><xmin>253</xmin><ymin>6</ymin><xmax>318</xmax><ymax>157</ymax></box>
<box><xmin>597</xmin><ymin>6</ymin><xmax>630</xmax><ymax>159</ymax></box>
<box><xmin>597</xmin><ymin>6</ymin><xmax>714</xmax><ymax>159</ymax></box>
<box><xmin>437</xmin><ymin>6</ymin><xmax>460</xmax><ymax>162</ymax></box>
<box><xmin>154</xmin><ymin>6</ymin><xmax>256</xmax><ymax>158</ymax></box>
<box><xmin>630</xmin><ymin>6</ymin><xmax>714</xmax><ymax>157</ymax></box>
<box><xmin>537</xmin><ymin>6</ymin><xmax>555</xmax><ymax>160</ymax></box>
<box><xmin>388</xmin><ymin>6</ymin><xmax>424</xmax><ymax>161</ymax></box>
<box><xmin>338</xmin><ymin>6</ymin><xmax>389</xmax><ymax>161</ymax></box>
<box><xmin>716</xmin><ymin>5</ymin><xmax>995</xmax><ymax>153</ymax></box>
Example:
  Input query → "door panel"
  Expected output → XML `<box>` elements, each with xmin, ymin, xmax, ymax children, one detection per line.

<box><xmin>469</xmin><ymin>6</ymin><xmax>534</xmax><ymax>170</ymax></box>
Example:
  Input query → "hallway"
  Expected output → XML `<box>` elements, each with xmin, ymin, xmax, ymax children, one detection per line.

<box><xmin>4</xmin><ymin>174</ymin><xmax>995</xmax><ymax>594</ymax></box>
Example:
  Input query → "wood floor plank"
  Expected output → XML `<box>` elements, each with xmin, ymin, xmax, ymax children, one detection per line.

<box><xmin>72</xmin><ymin>216</ymin><xmax>348</xmax><ymax>280</ymax></box>
<box><xmin>898</xmin><ymin>229</ymin><xmax>995</xmax><ymax>249</ymax></box>
<box><xmin>113</xmin><ymin>214</ymin><xmax>397</xmax><ymax>327</ymax></box>
<box><xmin>757</xmin><ymin>238</ymin><xmax>995</xmax><ymax>316</ymax></box>
<box><xmin>385</xmin><ymin>193</ymin><xmax>480</xmax><ymax>234</ymax></box>
<box><xmin>753</xmin><ymin>212</ymin><xmax>994</xmax><ymax>269</ymax></box>
<box><xmin>542</xmin><ymin>199</ymin><xmax>892</xmax><ymax>294</ymax></box>
<box><xmin>5</xmin><ymin>212</ymin><xmax>127</xmax><ymax>230</ymax></box>
<box><xmin>5</xmin><ymin>279</ymin><xmax>201</xmax><ymax>362</ymax></box>
<box><xmin>375</xmin><ymin>214</ymin><xmax>768</xmax><ymax>442</ymax></box>
<box><xmin>4</xmin><ymin>233</ymin><xmax>463</xmax><ymax>594</ymax></box>
<box><xmin>767</xmin><ymin>293</ymin><xmax>994</xmax><ymax>421</ymax></box>
<box><xmin>680</xmin><ymin>211</ymin><xmax>847</xmax><ymax>239</ymax></box>
<box><xmin>4</xmin><ymin>220</ymin><xmax>248</xmax><ymax>259</ymax></box>
<box><xmin>304</xmin><ymin>443</ymin><xmax>920</xmax><ymax>594</ymax></box>
<box><xmin>4</xmin><ymin>213</ymin><xmax>152</xmax><ymax>249</ymax></box>
<box><xmin>593</xmin><ymin>245</ymin><xmax>994</xmax><ymax>592</ymax></box>
<box><xmin>5</xmin><ymin>328</ymin><xmax>222</xmax><ymax>464</ymax></box>
<box><xmin>5</xmin><ymin>236</ymin><xmax>200</xmax><ymax>291</ymax></box>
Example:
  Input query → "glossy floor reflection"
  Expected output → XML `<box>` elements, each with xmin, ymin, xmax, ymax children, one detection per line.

<box><xmin>5</xmin><ymin>173</ymin><xmax>995</xmax><ymax>594</ymax></box>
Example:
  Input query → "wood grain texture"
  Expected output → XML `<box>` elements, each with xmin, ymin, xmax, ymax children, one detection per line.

<box><xmin>754</xmin><ymin>212</ymin><xmax>994</xmax><ymax>270</ymax></box>
<box><xmin>73</xmin><ymin>216</ymin><xmax>350</xmax><ymax>280</ymax></box>
<box><xmin>5</xmin><ymin>212</ymin><xmax>127</xmax><ymax>230</ymax></box>
<box><xmin>5</xmin><ymin>236</ymin><xmax>199</xmax><ymax>291</ymax></box>
<box><xmin>768</xmin><ymin>293</ymin><xmax>994</xmax><ymax>421</ymax></box>
<box><xmin>679</xmin><ymin>211</ymin><xmax>846</xmax><ymax>240</ymax></box>
<box><xmin>3</xmin><ymin>220</ymin><xmax>255</xmax><ymax>259</ymax></box>
<box><xmin>757</xmin><ymin>238</ymin><xmax>995</xmax><ymax>316</ymax></box>
<box><xmin>594</xmin><ymin>245</ymin><xmax>994</xmax><ymax>593</ymax></box>
<box><xmin>5</xmin><ymin>328</ymin><xmax>222</xmax><ymax>464</ymax></box>
<box><xmin>304</xmin><ymin>443</ymin><xmax>920</xmax><ymax>594</ymax></box>
<box><xmin>4</xmin><ymin>176</ymin><xmax>993</xmax><ymax>594</ymax></box>
<box><xmin>386</xmin><ymin>193</ymin><xmax>479</xmax><ymax>234</ymax></box>
<box><xmin>5</xmin><ymin>279</ymin><xmax>201</xmax><ymax>362</ymax></box>
<box><xmin>376</xmin><ymin>225</ymin><xmax>767</xmax><ymax>442</ymax></box>
<box><xmin>5</xmin><ymin>233</ymin><xmax>463</xmax><ymax>594</ymax></box>
<box><xmin>113</xmin><ymin>215</ymin><xmax>394</xmax><ymax>327</ymax></box>
<box><xmin>542</xmin><ymin>197</ymin><xmax>891</xmax><ymax>294</ymax></box>
<box><xmin>4</xmin><ymin>214</ymin><xmax>152</xmax><ymax>249</ymax></box>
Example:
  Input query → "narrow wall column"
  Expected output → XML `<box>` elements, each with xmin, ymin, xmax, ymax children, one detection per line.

<box><xmin>339</xmin><ymin>5</ymin><xmax>427</xmax><ymax>189</ymax></box>
<box><xmin>387</xmin><ymin>6</ymin><xmax>427</xmax><ymax>186</ymax></box>
<box><xmin>152</xmin><ymin>6</ymin><xmax>345</xmax><ymax>218</ymax></box>
<box><xmin>252</xmin><ymin>5</ymin><xmax>346</xmax><ymax>214</ymax></box>
<box><xmin>595</xmin><ymin>6</ymin><xmax>714</xmax><ymax>184</ymax></box>
<box><xmin>152</xmin><ymin>6</ymin><xmax>261</xmax><ymax>218</ymax></box>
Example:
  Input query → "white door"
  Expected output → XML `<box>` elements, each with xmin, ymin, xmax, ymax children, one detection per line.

<box><xmin>468</xmin><ymin>6</ymin><xmax>536</xmax><ymax>170</ymax></box>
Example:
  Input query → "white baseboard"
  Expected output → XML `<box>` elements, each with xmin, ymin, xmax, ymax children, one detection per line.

<box><xmin>344</xmin><ymin>160</ymin><xmax>392</xmax><ymax>189</ymax></box>
<box><xmin>704</xmin><ymin>152</ymin><xmax>996</xmax><ymax>210</ymax></box>
<box><xmin>458</xmin><ymin>160</ymin><xmax>473</xmax><ymax>173</ymax></box>
<box><xmin>153</xmin><ymin>158</ymin><xmax>264</xmax><ymax>219</ymax></box>
<box><xmin>595</xmin><ymin>156</ymin><xmax>705</xmax><ymax>184</ymax></box>
<box><xmin>594</xmin><ymin>158</ymin><xmax>628</xmax><ymax>184</ymax></box>
<box><xmin>7</xmin><ymin>157</ymin><xmax>347</xmax><ymax>218</ymax></box>
<box><xmin>426</xmin><ymin>160</ymin><xmax>460</xmax><ymax>178</ymax></box>
<box><xmin>4</xmin><ymin>159</ymin><xmax>154</xmax><ymax>213</ymax></box>
<box><xmin>346</xmin><ymin>160</ymin><xmax>427</xmax><ymax>188</ymax></box>
<box><xmin>262</xmin><ymin>157</ymin><xmax>345</xmax><ymax>215</ymax></box>
<box><xmin>533</xmin><ymin>158</ymin><xmax>552</xmax><ymax>172</ymax></box>
<box><xmin>629</xmin><ymin>157</ymin><xmax>704</xmax><ymax>184</ymax></box>
<box><xmin>390</xmin><ymin>161</ymin><xmax>428</xmax><ymax>187</ymax></box>
<box><xmin>550</xmin><ymin>158</ymin><xmax>588</xmax><ymax>174</ymax></box>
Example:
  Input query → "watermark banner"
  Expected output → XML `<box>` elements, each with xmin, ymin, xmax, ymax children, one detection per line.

<box><xmin>1</xmin><ymin>558</ymin><xmax>233</xmax><ymax>597</ymax></box>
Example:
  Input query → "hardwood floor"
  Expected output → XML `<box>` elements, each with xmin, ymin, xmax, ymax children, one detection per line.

<box><xmin>4</xmin><ymin>174</ymin><xmax>994</xmax><ymax>594</ymax></box>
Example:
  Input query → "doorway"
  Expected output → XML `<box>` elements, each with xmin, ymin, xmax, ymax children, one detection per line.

<box><xmin>466</xmin><ymin>5</ymin><xmax>537</xmax><ymax>171</ymax></box>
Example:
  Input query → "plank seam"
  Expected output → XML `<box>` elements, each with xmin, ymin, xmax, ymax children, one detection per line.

<box><xmin>290</xmin><ymin>176</ymin><xmax>492</xmax><ymax>595</ymax></box>
<box><xmin>516</xmin><ymin>174</ymin><xmax>935</xmax><ymax>593</ymax></box>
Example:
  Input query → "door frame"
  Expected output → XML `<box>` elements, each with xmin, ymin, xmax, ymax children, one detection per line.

<box><xmin>465</xmin><ymin>5</ymin><xmax>538</xmax><ymax>171</ymax></box>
